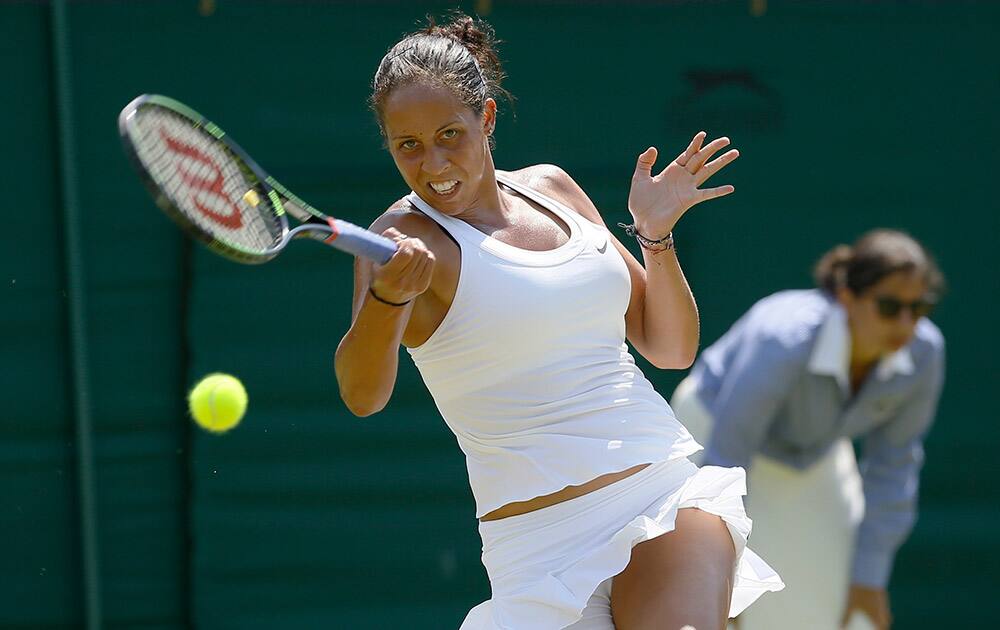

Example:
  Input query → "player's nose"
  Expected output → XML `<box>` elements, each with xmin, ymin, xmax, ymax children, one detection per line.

<box><xmin>423</xmin><ymin>149</ymin><xmax>450</xmax><ymax>176</ymax></box>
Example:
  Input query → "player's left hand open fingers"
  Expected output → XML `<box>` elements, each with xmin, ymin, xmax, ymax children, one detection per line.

<box><xmin>693</xmin><ymin>184</ymin><xmax>735</xmax><ymax>205</ymax></box>
<box><xmin>696</xmin><ymin>149</ymin><xmax>740</xmax><ymax>184</ymax></box>
<box><xmin>674</xmin><ymin>131</ymin><xmax>706</xmax><ymax>168</ymax></box>
<box><xmin>633</xmin><ymin>146</ymin><xmax>658</xmax><ymax>179</ymax></box>
<box><xmin>685</xmin><ymin>136</ymin><xmax>731</xmax><ymax>173</ymax></box>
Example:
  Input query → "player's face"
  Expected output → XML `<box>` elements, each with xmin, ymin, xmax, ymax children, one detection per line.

<box><xmin>840</xmin><ymin>270</ymin><xmax>932</xmax><ymax>357</ymax></box>
<box><xmin>381</xmin><ymin>82</ymin><xmax>496</xmax><ymax>213</ymax></box>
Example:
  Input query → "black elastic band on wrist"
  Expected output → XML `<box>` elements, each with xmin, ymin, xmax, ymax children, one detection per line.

<box><xmin>617</xmin><ymin>222</ymin><xmax>675</xmax><ymax>252</ymax></box>
<box><xmin>368</xmin><ymin>287</ymin><xmax>411</xmax><ymax>307</ymax></box>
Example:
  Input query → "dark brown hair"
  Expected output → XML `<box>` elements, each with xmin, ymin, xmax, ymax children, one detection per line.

<box><xmin>813</xmin><ymin>229</ymin><xmax>945</xmax><ymax>298</ymax></box>
<box><xmin>370</xmin><ymin>14</ymin><xmax>511</xmax><ymax>137</ymax></box>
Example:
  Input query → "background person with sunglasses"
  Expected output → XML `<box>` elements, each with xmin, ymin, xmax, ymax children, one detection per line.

<box><xmin>670</xmin><ymin>229</ymin><xmax>944</xmax><ymax>630</ymax></box>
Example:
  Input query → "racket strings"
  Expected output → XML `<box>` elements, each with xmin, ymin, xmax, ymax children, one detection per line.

<box><xmin>128</xmin><ymin>107</ymin><xmax>283</xmax><ymax>255</ymax></box>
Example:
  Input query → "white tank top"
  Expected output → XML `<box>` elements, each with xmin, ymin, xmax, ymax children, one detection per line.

<box><xmin>406</xmin><ymin>172</ymin><xmax>700</xmax><ymax>517</ymax></box>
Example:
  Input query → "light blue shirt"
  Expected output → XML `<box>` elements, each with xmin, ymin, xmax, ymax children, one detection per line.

<box><xmin>691</xmin><ymin>289</ymin><xmax>946</xmax><ymax>588</ymax></box>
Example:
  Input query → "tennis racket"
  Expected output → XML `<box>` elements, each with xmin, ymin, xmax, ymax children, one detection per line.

<box><xmin>118</xmin><ymin>94</ymin><xmax>396</xmax><ymax>265</ymax></box>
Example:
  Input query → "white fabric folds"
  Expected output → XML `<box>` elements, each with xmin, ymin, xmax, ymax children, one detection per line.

<box><xmin>461</xmin><ymin>458</ymin><xmax>784</xmax><ymax>629</ymax></box>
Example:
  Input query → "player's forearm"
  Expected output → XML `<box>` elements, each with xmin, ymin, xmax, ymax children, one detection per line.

<box><xmin>638</xmin><ymin>247</ymin><xmax>699</xmax><ymax>369</ymax></box>
<box><xmin>335</xmin><ymin>297</ymin><xmax>411</xmax><ymax>416</ymax></box>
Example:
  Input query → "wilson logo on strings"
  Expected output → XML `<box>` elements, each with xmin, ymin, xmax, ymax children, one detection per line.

<box><xmin>160</xmin><ymin>129</ymin><xmax>243</xmax><ymax>229</ymax></box>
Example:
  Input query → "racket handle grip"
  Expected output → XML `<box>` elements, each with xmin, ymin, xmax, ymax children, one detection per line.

<box><xmin>331</xmin><ymin>220</ymin><xmax>397</xmax><ymax>265</ymax></box>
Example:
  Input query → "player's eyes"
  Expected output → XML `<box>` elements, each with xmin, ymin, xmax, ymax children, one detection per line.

<box><xmin>399</xmin><ymin>139</ymin><xmax>418</xmax><ymax>151</ymax></box>
<box><xmin>441</xmin><ymin>128</ymin><xmax>459</xmax><ymax>140</ymax></box>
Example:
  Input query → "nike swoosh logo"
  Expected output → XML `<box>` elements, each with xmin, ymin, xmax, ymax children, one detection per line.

<box><xmin>596</xmin><ymin>240</ymin><xmax>608</xmax><ymax>254</ymax></box>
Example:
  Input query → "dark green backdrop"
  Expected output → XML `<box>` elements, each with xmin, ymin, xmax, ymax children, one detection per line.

<box><xmin>3</xmin><ymin>1</ymin><xmax>998</xmax><ymax>628</ymax></box>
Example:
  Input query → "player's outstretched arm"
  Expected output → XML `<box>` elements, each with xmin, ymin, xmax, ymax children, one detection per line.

<box><xmin>624</xmin><ymin>132</ymin><xmax>739</xmax><ymax>368</ymax></box>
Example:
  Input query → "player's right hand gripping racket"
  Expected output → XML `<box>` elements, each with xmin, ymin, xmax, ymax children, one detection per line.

<box><xmin>118</xmin><ymin>94</ymin><xmax>397</xmax><ymax>265</ymax></box>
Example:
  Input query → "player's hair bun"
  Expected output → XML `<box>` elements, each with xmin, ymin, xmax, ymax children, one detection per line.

<box><xmin>426</xmin><ymin>13</ymin><xmax>505</xmax><ymax>92</ymax></box>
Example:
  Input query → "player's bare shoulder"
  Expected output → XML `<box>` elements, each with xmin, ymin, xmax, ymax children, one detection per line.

<box><xmin>503</xmin><ymin>164</ymin><xmax>606</xmax><ymax>226</ymax></box>
<box><xmin>370</xmin><ymin>198</ymin><xmax>437</xmax><ymax>240</ymax></box>
<box><xmin>368</xmin><ymin>197</ymin><xmax>454</xmax><ymax>257</ymax></box>
<box><xmin>503</xmin><ymin>164</ymin><xmax>575</xmax><ymax>198</ymax></box>
<box><xmin>368</xmin><ymin>197</ymin><xmax>459</xmax><ymax>278</ymax></box>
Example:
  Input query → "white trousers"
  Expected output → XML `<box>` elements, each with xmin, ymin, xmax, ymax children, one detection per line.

<box><xmin>671</xmin><ymin>377</ymin><xmax>869</xmax><ymax>630</ymax></box>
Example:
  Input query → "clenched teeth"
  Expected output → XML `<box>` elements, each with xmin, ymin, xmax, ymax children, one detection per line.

<box><xmin>430</xmin><ymin>180</ymin><xmax>458</xmax><ymax>194</ymax></box>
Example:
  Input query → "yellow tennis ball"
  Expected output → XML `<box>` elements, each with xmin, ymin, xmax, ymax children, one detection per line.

<box><xmin>188</xmin><ymin>373</ymin><xmax>248</xmax><ymax>433</ymax></box>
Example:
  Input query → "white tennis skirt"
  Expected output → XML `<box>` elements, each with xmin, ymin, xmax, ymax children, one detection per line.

<box><xmin>460</xmin><ymin>457</ymin><xmax>784</xmax><ymax>629</ymax></box>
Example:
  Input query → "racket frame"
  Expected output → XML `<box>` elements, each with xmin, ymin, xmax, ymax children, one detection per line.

<box><xmin>119</xmin><ymin>94</ymin><xmax>394</xmax><ymax>264</ymax></box>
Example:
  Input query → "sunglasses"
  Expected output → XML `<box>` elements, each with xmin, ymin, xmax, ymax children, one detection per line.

<box><xmin>874</xmin><ymin>295</ymin><xmax>936</xmax><ymax>319</ymax></box>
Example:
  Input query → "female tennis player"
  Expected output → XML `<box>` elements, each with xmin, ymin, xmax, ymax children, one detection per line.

<box><xmin>670</xmin><ymin>229</ymin><xmax>945</xmax><ymax>630</ymax></box>
<box><xmin>335</xmin><ymin>14</ymin><xmax>782</xmax><ymax>629</ymax></box>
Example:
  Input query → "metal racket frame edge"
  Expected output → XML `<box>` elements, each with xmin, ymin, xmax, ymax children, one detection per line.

<box><xmin>118</xmin><ymin>93</ymin><xmax>396</xmax><ymax>265</ymax></box>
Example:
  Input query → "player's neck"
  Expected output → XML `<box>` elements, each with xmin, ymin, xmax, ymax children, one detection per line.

<box><xmin>453</xmin><ymin>153</ymin><xmax>510</xmax><ymax>228</ymax></box>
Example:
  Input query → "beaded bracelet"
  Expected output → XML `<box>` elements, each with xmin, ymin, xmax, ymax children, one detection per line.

<box><xmin>617</xmin><ymin>223</ymin><xmax>675</xmax><ymax>252</ymax></box>
<box><xmin>368</xmin><ymin>287</ymin><xmax>411</xmax><ymax>307</ymax></box>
